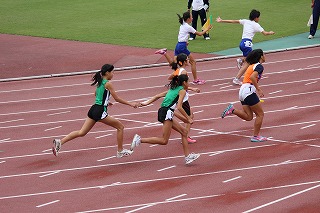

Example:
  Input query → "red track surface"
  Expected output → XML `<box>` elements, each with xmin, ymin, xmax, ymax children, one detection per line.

<box><xmin>0</xmin><ymin>47</ymin><xmax>320</xmax><ymax>212</ymax></box>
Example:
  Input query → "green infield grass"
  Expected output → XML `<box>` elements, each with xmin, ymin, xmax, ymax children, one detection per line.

<box><xmin>0</xmin><ymin>0</ymin><xmax>311</xmax><ymax>53</ymax></box>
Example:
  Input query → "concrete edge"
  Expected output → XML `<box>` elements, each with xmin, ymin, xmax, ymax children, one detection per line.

<box><xmin>1</xmin><ymin>44</ymin><xmax>319</xmax><ymax>82</ymax></box>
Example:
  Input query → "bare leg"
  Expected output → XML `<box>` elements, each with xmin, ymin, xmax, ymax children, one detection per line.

<box><xmin>188</xmin><ymin>54</ymin><xmax>197</xmax><ymax>81</ymax></box>
<box><xmin>141</xmin><ymin>120</ymin><xmax>173</xmax><ymax>145</ymax></box>
<box><xmin>235</xmin><ymin>60</ymin><xmax>249</xmax><ymax>79</ymax></box>
<box><xmin>163</xmin><ymin>53</ymin><xmax>174</xmax><ymax>66</ymax></box>
<box><xmin>171</xmin><ymin>119</ymin><xmax>189</xmax><ymax>156</ymax></box>
<box><xmin>100</xmin><ymin>116</ymin><xmax>125</xmax><ymax>151</ymax></box>
<box><xmin>233</xmin><ymin>105</ymin><xmax>254</xmax><ymax>121</ymax></box>
<box><xmin>250</xmin><ymin>102</ymin><xmax>264</xmax><ymax>136</ymax></box>
<box><xmin>60</xmin><ymin>118</ymin><xmax>96</xmax><ymax>145</ymax></box>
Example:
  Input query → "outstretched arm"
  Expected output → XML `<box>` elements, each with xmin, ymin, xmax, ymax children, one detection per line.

<box><xmin>216</xmin><ymin>16</ymin><xmax>240</xmax><ymax>24</ymax></box>
<box><xmin>105</xmin><ymin>82</ymin><xmax>138</xmax><ymax>108</ymax></box>
<box><xmin>261</xmin><ymin>30</ymin><xmax>275</xmax><ymax>36</ymax></box>
<box><xmin>141</xmin><ymin>91</ymin><xmax>167</xmax><ymax>106</ymax></box>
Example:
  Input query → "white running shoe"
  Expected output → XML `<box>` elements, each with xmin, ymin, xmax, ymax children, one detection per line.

<box><xmin>185</xmin><ymin>153</ymin><xmax>200</xmax><ymax>165</ymax></box>
<box><xmin>117</xmin><ymin>149</ymin><xmax>133</xmax><ymax>158</ymax></box>
<box><xmin>308</xmin><ymin>35</ymin><xmax>314</xmax><ymax>39</ymax></box>
<box><xmin>232</xmin><ymin>78</ymin><xmax>242</xmax><ymax>85</ymax></box>
<box><xmin>131</xmin><ymin>134</ymin><xmax>141</xmax><ymax>151</ymax></box>
<box><xmin>188</xmin><ymin>37</ymin><xmax>195</xmax><ymax>41</ymax></box>
<box><xmin>52</xmin><ymin>139</ymin><xmax>61</xmax><ymax>156</ymax></box>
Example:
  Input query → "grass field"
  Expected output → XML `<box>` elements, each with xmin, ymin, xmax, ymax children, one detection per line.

<box><xmin>0</xmin><ymin>0</ymin><xmax>311</xmax><ymax>53</ymax></box>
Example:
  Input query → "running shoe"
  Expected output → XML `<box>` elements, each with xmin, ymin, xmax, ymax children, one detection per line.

<box><xmin>236</xmin><ymin>58</ymin><xmax>243</xmax><ymax>69</ymax></box>
<box><xmin>130</xmin><ymin>134</ymin><xmax>141</xmax><ymax>151</ymax></box>
<box><xmin>52</xmin><ymin>139</ymin><xmax>61</xmax><ymax>156</ymax></box>
<box><xmin>185</xmin><ymin>153</ymin><xmax>200</xmax><ymax>165</ymax></box>
<box><xmin>204</xmin><ymin>37</ymin><xmax>210</xmax><ymax>40</ymax></box>
<box><xmin>188</xmin><ymin>37</ymin><xmax>195</xmax><ymax>41</ymax></box>
<box><xmin>187</xmin><ymin>137</ymin><xmax>197</xmax><ymax>143</ymax></box>
<box><xmin>308</xmin><ymin>35</ymin><xmax>314</xmax><ymax>39</ymax></box>
<box><xmin>117</xmin><ymin>149</ymin><xmax>133</xmax><ymax>158</ymax></box>
<box><xmin>192</xmin><ymin>79</ymin><xmax>206</xmax><ymax>85</ymax></box>
<box><xmin>232</xmin><ymin>78</ymin><xmax>242</xmax><ymax>85</ymax></box>
<box><xmin>251</xmin><ymin>136</ymin><xmax>268</xmax><ymax>142</ymax></box>
<box><xmin>154</xmin><ymin>48</ymin><xmax>167</xmax><ymax>55</ymax></box>
<box><xmin>221</xmin><ymin>104</ymin><xmax>234</xmax><ymax>118</ymax></box>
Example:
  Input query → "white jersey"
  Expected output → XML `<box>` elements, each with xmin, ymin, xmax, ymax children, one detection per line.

<box><xmin>178</xmin><ymin>22</ymin><xmax>196</xmax><ymax>42</ymax></box>
<box><xmin>192</xmin><ymin>0</ymin><xmax>205</xmax><ymax>11</ymax></box>
<box><xmin>239</xmin><ymin>19</ymin><xmax>264</xmax><ymax>40</ymax></box>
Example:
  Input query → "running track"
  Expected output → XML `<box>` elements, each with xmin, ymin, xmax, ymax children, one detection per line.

<box><xmin>0</xmin><ymin>47</ymin><xmax>319</xmax><ymax>212</ymax></box>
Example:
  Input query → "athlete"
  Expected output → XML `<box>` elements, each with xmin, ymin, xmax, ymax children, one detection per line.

<box><xmin>52</xmin><ymin>64</ymin><xmax>139</xmax><ymax>158</ymax></box>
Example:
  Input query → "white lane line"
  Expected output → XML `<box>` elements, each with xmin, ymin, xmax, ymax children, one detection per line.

<box><xmin>0</xmin><ymin>138</ymin><xmax>10</xmax><ymax>142</ymax></box>
<box><xmin>193</xmin><ymin>110</ymin><xmax>204</xmax><ymax>114</ymax></box>
<box><xmin>0</xmin><ymin>159</ymin><xmax>320</xmax><ymax>200</ymax></box>
<box><xmin>157</xmin><ymin>165</ymin><xmax>176</xmax><ymax>172</ymax></box>
<box><xmin>0</xmin><ymin>161</ymin><xmax>6</xmax><ymax>164</ymax></box>
<box><xmin>149</xmin><ymin>144</ymin><xmax>158</xmax><ymax>147</ymax></box>
<box><xmin>242</xmin><ymin>184</ymin><xmax>320</xmax><ymax>213</ymax></box>
<box><xmin>36</xmin><ymin>200</ymin><xmax>60</xmax><ymax>208</ymax></box>
<box><xmin>209</xmin><ymin>151</ymin><xmax>224</xmax><ymax>157</ymax></box>
<box><xmin>300</xmin><ymin>124</ymin><xmax>316</xmax><ymax>129</ymax></box>
<box><xmin>39</xmin><ymin>171</ymin><xmax>60</xmax><ymax>178</ymax></box>
<box><xmin>0</xmin><ymin>119</ymin><xmax>24</xmax><ymax>124</ymax></box>
<box><xmin>44</xmin><ymin>126</ymin><xmax>62</xmax><ymax>131</ymax></box>
<box><xmin>95</xmin><ymin>134</ymin><xmax>112</xmax><ymax>139</ymax></box>
<box><xmin>305</xmin><ymin>81</ymin><xmax>317</xmax><ymax>85</ymax></box>
<box><xmin>97</xmin><ymin>156</ymin><xmax>116</xmax><ymax>162</ymax></box>
<box><xmin>220</xmin><ymin>85</ymin><xmax>233</xmax><ymax>89</ymax></box>
<box><xmin>125</xmin><ymin>204</ymin><xmax>155</xmax><ymax>213</ymax></box>
<box><xmin>165</xmin><ymin>194</ymin><xmax>187</xmax><ymax>201</ymax></box>
<box><xmin>47</xmin><ymin>111</ymin><xmax>71</xmax><ymax>116</ymax></box>
<box><xmin>77</xmin><ymin>180</ymin><xmax>320</xmax><ymax>213</ymax></box>
<box><xmin>223</xmin><ymin>176</ymin><xmax>242</xmax><ymax>183</ymax></box>
<box><xmin>269</xmin><ymin>90</ymin><xmax>282</xmax><ymax>95</ymax></box>
<box><xmin>42</xmin><ymin>148</ymin><xmax>52</xmax><ymax>153</ymax></box>
<box><xmin>99</xmin><ymin>182</ymin><xmax>121</xmax><ymax>189</ymax></box>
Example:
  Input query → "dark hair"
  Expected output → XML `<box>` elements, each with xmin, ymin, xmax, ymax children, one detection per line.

<box><xmin>171</xmin><ymin>53</ymin><xmax>188</xmax><ymax>70</ymax></box>
<box><xmin>91</xmin><ymin>64</ymin><xmax>114</xmax><ymax>86</ymax></box>
<box><xmin>249</xmin><ymin>9</ymin><xmax>260</xmax><ymax>21</ymax></box>
<box><xmin>177</xmin><ymin>11</ymin><xmax>191</xmax><ymax>24</ymax></box>
<box><xmin>245</xmin><ymin>49</ymin><xmax>264</xmax><ymax>64</ymax></box>
<box><xmin>168</xmin><ymin>74</ymin><xmax>189</xmax><ymax>89</ymax></box>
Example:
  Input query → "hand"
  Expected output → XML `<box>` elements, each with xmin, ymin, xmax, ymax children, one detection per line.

<box><xmin>257</xmin><ymin>88</ymin><xmax>264</xmax><ymax>98</ymax></box>
<box><xmin>269</xmin><ymin>31</ymin><xmax>275</xmax><ymax>35</ymax></box>
<box><xmin>216</xmin><ymin>16</ymin><xmax>222</xmax><ymax>22</ymax></box>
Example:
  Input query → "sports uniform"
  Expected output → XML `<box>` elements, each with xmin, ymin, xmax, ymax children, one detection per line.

<box><xmin>174</xmin><ymin>22</ymin><xmax>196</xmax><ymax>56</ymax></box>
<box><xmin>172</xmin><ymin>67</ymin><xmax>191</xmax><ymax>115</ymax></box>
<box><xmin>158</xmin><ymin>86</ymin><xmax>184</xmax><ymax>123</ymax></box>
<box><xmin>239</xmin><ymin>19</ymin><xmax>264</xmax><ymax>57</ymax></box>
<box><xmin>239</xmin><ymin>62</ymin><xmax>264</xmax><ymax>106</ymax></box>
<box><xmin>87</xmin><ymin>79</ymin><xmax>111</xmax><ymax>121</ymax></box>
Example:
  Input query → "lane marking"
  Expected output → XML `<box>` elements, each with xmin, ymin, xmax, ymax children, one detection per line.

<box><xmin>44</xmin><ymin>126</ymin><xmax>62</xmax><ymax>131</ymax></box>
<box><xmin>165</xmin><ymin>194</ymin><xmax>187</xmax><ymax>201</ymax></box>
<box><xmin>99</xmin><ymin>182</ymin><xmax>121</xmax><ymax>189</ymax></box>
<box><xmin>300</xmin><ymin>124</ymin><xmax>316</xmax><ymax>129</ymax></box>
<box><xmin>95</xmin><ymin>134</ymin><xmax>112</xmax><ymax>139</ymax></box>
<box><xmin>269</xmin><ymin>90</ymin><xmax>282</xmax><ymax>95</ymax></box>
<box><xmin>193</xmin><ymin>110</ymin><xmax>204</xmax><ymax>114</ymax></box>
<box><xmin>0</xmin><ymin>138</ymin><xmax>10</xmax><ymax>142</ymax></box>
<box><xmin>47</xmin><ymin>111</ymin><xmax>71</xmax><ymax>116</ymax></box>
<box><xmin>305</xmin><ymin>81</ymin><xmax>317</xmax><ymax>85</ymax></box>
<box><xmin>0</xmin><ymin>161</ymin><xmax>6</xmax><ymax>164</ymax></box>
<box><xmin>157</xmin><ymin>165</ymin><xmax>176</xmax><ymax>172</ymax></box>
<box><xmin>0</xmin><ymin>119</ymin><xmax>24</xmax><ymax>124</ymax></box>
<box><xmin>42</xmin><ymin>148</ymin><xmax>52</xmax><ymax>153</ymax></box>
<box><xmin>242</xmin><ymin>184</ymin><xmax>320</xmax><ymax>213</ymax></box>
<box><xmin>223</xmin><ymin>176</ymin><xmax>242</xmax><ymax>183</ymax></box>
<box><xmin>36</xmin><ymin>200</ymin><xmax>60</xmax><ymax>208</ymax></box>
<box><xmin>125</xmin><ymin>204</ymin><xmax>155</xmax><ymax>213</ymax></box>
<box><xmin>76</xmin><ymin>180</ymin><xmax>320</xmax><ymax>213</ymax></box>
<box><xmin>97</xmin><ymin>156</ymin><xmax>116</xmax><ymax>162</ymax></box>
<box><xmin>39</xmin><ymin>171</ymin><xmax>60</xmax><ymax>178</ymax></box>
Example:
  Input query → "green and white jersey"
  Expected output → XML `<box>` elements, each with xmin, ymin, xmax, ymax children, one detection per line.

<box><xmin>95</xmin><ymin>79</ymin><xmax>110</xmax><ymax>107</ymax></box>
<box><xmin>161</xmin><ymin>86</ymin><xmax>184</xmax><ymax>109</ymax></box>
